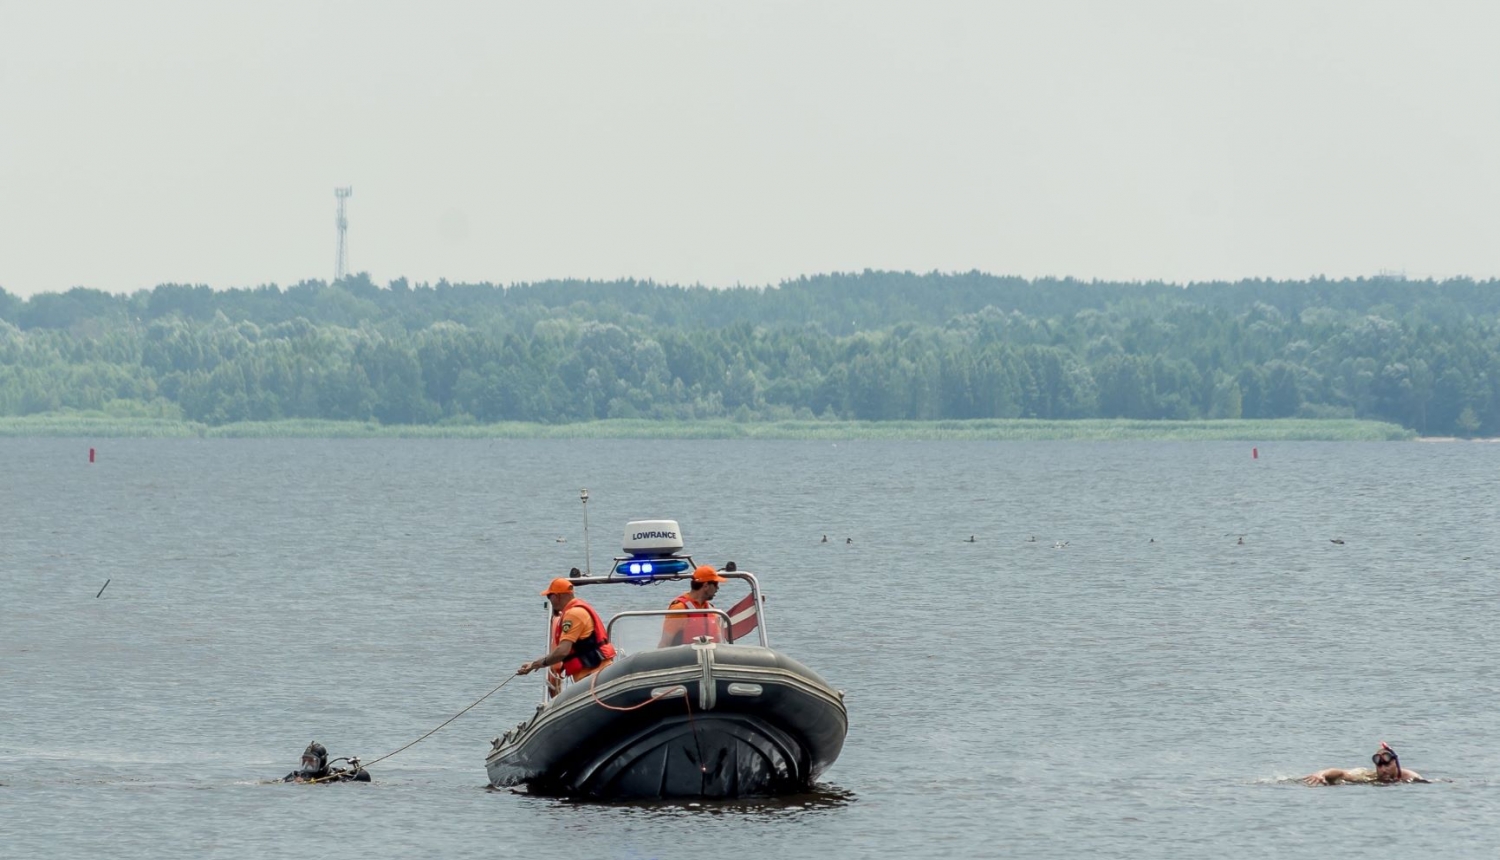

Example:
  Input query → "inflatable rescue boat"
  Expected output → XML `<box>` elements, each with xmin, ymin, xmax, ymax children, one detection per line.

<box><xmin>485</xmin><ymin>520</ymin><xmax>847</xmax><ymax>799</ymax></box>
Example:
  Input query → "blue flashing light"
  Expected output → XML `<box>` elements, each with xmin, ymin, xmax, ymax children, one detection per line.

<box><xmin>619</xmin><ymin>558</ymin><xmax>692</xmax><ymax>578</ymax></box>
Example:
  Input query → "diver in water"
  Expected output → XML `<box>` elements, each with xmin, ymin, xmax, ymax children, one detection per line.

<box><xmin>283</xmin><ymin>741</ymin><xmax>371</xmax><ymax>783</ymax></box>
<box><xmin>1302</xmin><ymin>742</ymin><xmax>1426</xmax><ymax>785</ymax></box>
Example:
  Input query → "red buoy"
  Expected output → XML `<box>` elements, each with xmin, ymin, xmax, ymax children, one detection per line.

<box><xmin>1252</xmin><ymin>447</ymin><xmax>1258</xmax><ymax>459</ymax></box>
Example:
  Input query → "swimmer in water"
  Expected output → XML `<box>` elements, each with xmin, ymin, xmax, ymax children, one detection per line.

<box><xmin>1302</xmin><ymin>742</ymin><xmax>1425</xmax><ymax>785</ymax></box>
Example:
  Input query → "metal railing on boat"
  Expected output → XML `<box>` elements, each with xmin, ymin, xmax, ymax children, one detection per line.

<box><xmin>537</xmin><ymin>568</ymin><xmax>770</xmax><ymax>704</ymax></box>
<box><xmin>604</xmin><ymin>607</ymin><xmax>736</xmax><ymax>644</ymax></box>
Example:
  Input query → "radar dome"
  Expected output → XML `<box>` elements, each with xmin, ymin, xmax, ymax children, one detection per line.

<box><xmin>623</xmin><ymin>520</ymin><xmax>684</xmax><ymax>558</ymax></box>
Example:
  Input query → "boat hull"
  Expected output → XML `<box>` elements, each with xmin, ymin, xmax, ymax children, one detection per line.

<box><xmin>486</xmin><ymin>643</ymin><xmax>846</xmax><ymax>799</ymax></box>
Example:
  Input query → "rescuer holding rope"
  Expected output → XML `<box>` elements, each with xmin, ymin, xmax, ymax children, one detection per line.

<box><xmin>517</xmin><ymin>578</ymin><xmax>616</xmax><ymax>684</ymax></box>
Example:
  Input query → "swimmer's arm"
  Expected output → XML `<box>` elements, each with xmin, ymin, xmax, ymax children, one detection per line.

<box><xmin>1402</xmin><ymin>770</ymin><xmax>1427</xmax><ymax>783</ymax></box>
<box><xmin>1302</xmin><ymin>768</ymin><xmax>1348</xmax><ymax>785</ymax></box>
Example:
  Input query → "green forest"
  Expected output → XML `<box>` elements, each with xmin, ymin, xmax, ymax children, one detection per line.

<box><xmin>1</xmin><ymin>271</ymin><xmax>1497</xmax><ymax>436</ymax></box>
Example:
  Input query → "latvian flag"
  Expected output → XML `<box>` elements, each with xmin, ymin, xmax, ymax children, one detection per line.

<box><xmin>727</xmin><ymin>590</ymin><xmax>763</xmax><ymax>642</ymax></box>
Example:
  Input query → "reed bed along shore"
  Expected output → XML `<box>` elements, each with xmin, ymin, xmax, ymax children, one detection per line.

<box><xmin>0</xmin><ymin>414</ymin><xmax>1417</xmax><ymax>441</ymax></box>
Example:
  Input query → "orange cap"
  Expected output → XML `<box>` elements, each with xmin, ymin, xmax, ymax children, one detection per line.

<box><xmin>540</xmin><ymin>577</ymin><xmax>575</xmax><ymax>596</ymax></box>
<box><xmin>692</xmin><ymin>565</ymin><xmax>727</xmax><ymax>584</ymax></box>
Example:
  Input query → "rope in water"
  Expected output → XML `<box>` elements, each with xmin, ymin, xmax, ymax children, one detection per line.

<box><xmin>304</xmin><ymin>657</ymin><xmax>708</xmax><ymax>785</ymax></box>
<box><xmin>302</xmin><ymin>673</ymin><xmax>520</xmax><ymax>784</ymax></box>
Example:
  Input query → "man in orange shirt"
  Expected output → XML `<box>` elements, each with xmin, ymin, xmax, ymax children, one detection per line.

<box><xmin>658</xmin><ymin>565</ymin><xmax>727</xmax><ymax>647</ymax></box>
<box><xmin>517</xmin><ymin>578</ymin><xmax>616</xmax><ymax>684</ymax></box>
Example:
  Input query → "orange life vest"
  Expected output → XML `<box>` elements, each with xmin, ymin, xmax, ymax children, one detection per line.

<box><xmin>551</xmin><ymin>598</ymin><xmax>616</xmax><ymax>678</ymax></box>
<box><xmin>665</xmin><ymin>593</ymin><xmax>720</xmax><ymax>645</ymax></box>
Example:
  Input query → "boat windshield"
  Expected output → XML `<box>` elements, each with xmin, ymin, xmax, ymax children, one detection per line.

<box><xmin>606</xmin><ymin>609</ymin><xmax>733</xmax><ymax>656</ymax></box>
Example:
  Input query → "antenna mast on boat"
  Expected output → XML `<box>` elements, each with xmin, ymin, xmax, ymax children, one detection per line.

<box><xmin>580</xmin><ymin>488</ymin><xmax>592</xmax><ymax>576</ymax></box>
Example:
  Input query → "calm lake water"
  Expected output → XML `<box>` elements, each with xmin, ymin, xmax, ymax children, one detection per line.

<box><xmin>4</xmin><ymin>438</ymin><xmax>1500</xmax><ymax>858</ymax></box>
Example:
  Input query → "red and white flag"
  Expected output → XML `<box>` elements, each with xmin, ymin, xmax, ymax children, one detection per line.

<box><xmin>727</xmin><ymin>591</ymin><xmax>763</xmax><ymax>642</ymax></box>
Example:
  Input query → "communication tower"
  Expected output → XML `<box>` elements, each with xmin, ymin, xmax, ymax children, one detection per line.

<box><xmin>334</xmin><ymin>187</ymin><xmax>353</xmax><ymax>282</ymax></box>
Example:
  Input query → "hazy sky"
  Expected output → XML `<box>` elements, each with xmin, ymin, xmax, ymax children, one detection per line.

<box><xmin>2</xmin><ymin>1</ymin><xmax>1497</xmax><ymax>298</ymax></box>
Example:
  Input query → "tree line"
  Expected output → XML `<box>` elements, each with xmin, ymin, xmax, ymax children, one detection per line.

<box><xmin>1</xmin><ymin>272</ymin><xmax>1497</xmax><ymax>435</ymax></box>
